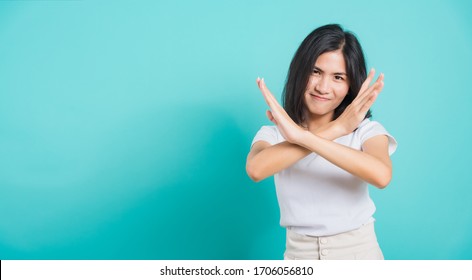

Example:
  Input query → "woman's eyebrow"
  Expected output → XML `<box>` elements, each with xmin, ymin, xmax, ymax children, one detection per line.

<box><xmin>314</xmin><ymin>66</ymin><xmax>347</xmax><ymax>76</ymax></box>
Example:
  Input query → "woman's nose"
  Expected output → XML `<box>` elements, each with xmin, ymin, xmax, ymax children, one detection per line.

<box><xmin>315</xmin><ymin>76</ymin><xmax>330</xmax><ymax>94</ymax></box>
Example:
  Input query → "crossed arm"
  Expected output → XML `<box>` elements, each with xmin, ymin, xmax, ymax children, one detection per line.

<box><xmin>246</xmin><ymin>71</ymin><xmax>392</xmax><ymax>189</ymax></box>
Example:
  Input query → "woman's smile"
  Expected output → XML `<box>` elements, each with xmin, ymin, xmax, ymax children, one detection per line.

<box><xmin>310</xmin><ymin>94</ymin><xmax>331</xmax><ymax>101</ymax></box>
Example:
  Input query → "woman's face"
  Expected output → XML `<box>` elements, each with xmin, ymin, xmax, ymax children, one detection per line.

<box><xmin>304</xmin><ymin>50</ymin><xmax>350</xmax><ymax>120</ymax></box>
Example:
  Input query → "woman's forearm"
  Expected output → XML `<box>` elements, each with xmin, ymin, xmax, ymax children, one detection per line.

<box><xmin>247</xmin><ymin>141</ymin><xmax>310</xmax><ymax>182</ymax></box>
<box><xmin>246</xmin><ymin>122</ymin><xmax>346</xmax><ymax>182</ymax></box>
<box><xmin>297</xmin><ymin>131</ymin><xmax>392</xmax><ymax>188</ymax></box>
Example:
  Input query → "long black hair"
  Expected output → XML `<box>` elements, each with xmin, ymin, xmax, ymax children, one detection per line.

<box><xmin>282</xmin><ymin>24</ymin><xmax>370</xmax><ymax>125</ymax></box>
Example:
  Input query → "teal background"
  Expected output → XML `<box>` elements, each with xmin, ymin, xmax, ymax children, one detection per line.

<box><xmin>0</xmin><ymin>0</ymin><xmax>471</xmax><ymax>260</ymax></box>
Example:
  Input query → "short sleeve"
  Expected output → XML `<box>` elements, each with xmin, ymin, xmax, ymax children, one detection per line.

<box><xmin>251</xmin><ymin>126</ymin><xmax>280</xmax><ymax>147</ymax></box>
<box><xmin>357</xmin><ymin>120</ymin><xmax>397</xmax><ymax>155</ymax></box>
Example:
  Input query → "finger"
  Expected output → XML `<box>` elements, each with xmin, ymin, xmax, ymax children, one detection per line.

<box><xmin>259</xmin><ymin>78</ymin><xmax>282</xmax><ymax>109</ymax></box>
<box><xmin>357</xmin><ymin>74</ymin><xmax>382</xmax><ymax>105</ymax></box>
<box><xmin>359</xmin><ymin>91</ymin><xmax>379</xmax><ymax>116</ymax></box>
<box><xmin>263</xmin><ymin>79</ymin><xmax>285</xmax><ymax>110</ymax></box>
<box><xmin>256</xmin><ymin>77</ymin><xmax>265</xmax><ymax>91</ymax></box>
<box><xmin>363</xmin><ymin>75</ymin><xmax>384</xmax><ymax>100</ymax></box>
<box><xmin>374</xmin><ymin>73</ymin><xmax>384</xmax><ymax>88</ymax></box>
<box><xmin>354</xmin><ymin>74</ymin><xmax>384</xmax><ymax>107</ymax></box>
<box><xmin>260</xmin><ymin>80</ymin><xmax>297</xmax><ymax>130</ymax></box>
<box><xmin>358</xmin><ymin>77</ymin><xmax>383</xmax><ymax>114</ymax></box>
<box><xmin>257</xmin><ymin>77</ymin><xmax>273</xmax><ymax>107</ymax></box>
<box><xmin>355</xmin><ymin>71</ymin><xmax>384</xmax><ymax>104</ymax></box>
<box><xmin>357</xmin><ymin>68</ymin><xmax>376</xmax><ymax>98</ymax></box>
<box><xmin>266</xmin><ymin>110</ymin><xmax>277</xmax><ymax>125</ymax></box>
<box><xmin>354</xmin><ymin>84</ymin><xmax>382</xmax><ymax>112</ymax></box>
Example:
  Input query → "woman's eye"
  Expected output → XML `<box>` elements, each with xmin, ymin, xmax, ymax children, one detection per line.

<box><xmin>312</xmin><ymin>69</ymin><xmax>320</xmax><ymax>75</ymax></box>
<box><xmin>334</xmin><ymin>75</ymin><xmax>344</xmax><ymax>81</ymax></box>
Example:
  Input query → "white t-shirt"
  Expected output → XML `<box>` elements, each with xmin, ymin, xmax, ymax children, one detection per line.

<box><xmin>251</xmin><ymin>119</ymin><xmax>397</xmax><ymax>236</ymax></box>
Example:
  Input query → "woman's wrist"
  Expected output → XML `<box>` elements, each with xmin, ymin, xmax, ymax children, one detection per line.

<box><xmin>293</xmin><ymin>129</ymin><xmax>314</xmax><ymax>147</ymax></box>
<box><xmin>330</xmin><ymin>120</ymin><xmax>349</xmax><ymax>138</ymax></box>
<box><xmin>313</xmin><ymin>120</ymin><xmax>348</xmax><ymax>140</ymax></box>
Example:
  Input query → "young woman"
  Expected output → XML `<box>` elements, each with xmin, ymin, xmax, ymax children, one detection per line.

<box><xmin>246</xmin><ymin>24</ymin><xmax>397</xmax><ymax>260</ymax></box>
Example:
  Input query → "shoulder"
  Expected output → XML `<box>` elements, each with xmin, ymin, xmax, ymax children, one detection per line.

<box><xmin>357</xmin><ymin>118</ymin><xmax>382</xmax><ymax>130</ymax></box>
<box><xmin>356</xmin><ymin>119</ymin><xmax>389</xmax><ymax>137</ymax></box>
<box><xmin>356</xmin><ymin>119</ymin><xmax>398</xmax><ymax>155</ymax></box>
<box><xmin>257</xmin><ymin>125</ymin><xmax>279</xmax><ymax>134</ymax></box>
<box><xmin>251</xmin><ymin>125</ymin><xmax>284</xmax><ymax>146</ymax></box>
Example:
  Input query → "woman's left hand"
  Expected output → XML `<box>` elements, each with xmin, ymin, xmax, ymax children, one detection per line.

<box><xmin>257</xmin><ymin>77</ymin><xmax>307</xmax><ymax>144</ymax></box>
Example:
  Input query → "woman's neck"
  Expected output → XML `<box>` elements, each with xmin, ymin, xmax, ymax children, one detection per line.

<box><xmin>305</xmin><ymin>112</ymin><xmax>334</xmax><ymax>132</ymax></box>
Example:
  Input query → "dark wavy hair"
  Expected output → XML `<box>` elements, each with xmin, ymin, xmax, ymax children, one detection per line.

<box><xmin>282</xmin><ymin>24</ymin><xmax>370</xmax><ymax>125</ymax></box>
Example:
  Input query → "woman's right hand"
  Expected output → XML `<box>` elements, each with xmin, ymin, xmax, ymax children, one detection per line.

<box><xmin>334</xmin><ymin>69</ymin><xmax>384</xmax><ymax>135</ymax></box>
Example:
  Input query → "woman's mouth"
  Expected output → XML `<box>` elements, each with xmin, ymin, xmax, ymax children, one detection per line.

<box><xmin>310</xmin><ymin>94</ymin><xmax>330</xmax><ymax>101</ymax></box>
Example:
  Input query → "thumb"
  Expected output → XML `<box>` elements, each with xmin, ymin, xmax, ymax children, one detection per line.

<box><xmin>266</xmin><ymin>110</ymin><xmax>277</xmax><ymax>124</ymax></box>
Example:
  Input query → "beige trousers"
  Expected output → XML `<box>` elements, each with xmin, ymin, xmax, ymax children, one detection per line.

<box><xmin>284</xmin><ymin>223</ymin><xmax>384</xmax><ymax>260</ymax></box>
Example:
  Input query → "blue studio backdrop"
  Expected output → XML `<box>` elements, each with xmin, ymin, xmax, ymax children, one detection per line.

<box><xmin>0</xmin><ymin>0</ymin><xmax>471</xmax><ymax>259</ymax></box>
